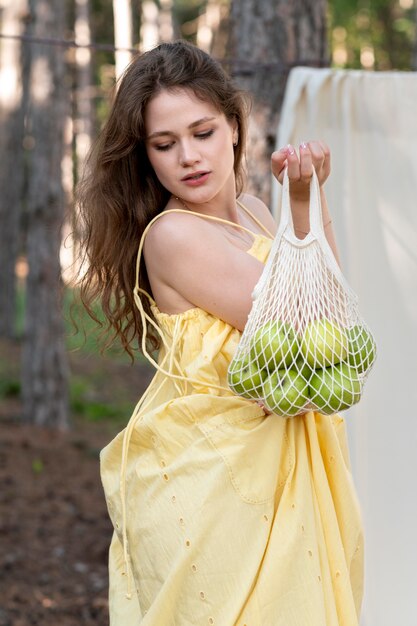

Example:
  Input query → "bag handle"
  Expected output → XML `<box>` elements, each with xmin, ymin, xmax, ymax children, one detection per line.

<box><xmin>252</xmin><ymin>167</ymin><xmax>350</xmax><ymax>300</ymax></box>
<box><xmin>277</xmin><ymin>167</ymin><xmax>326</xmax><ymax>246</ymax></box>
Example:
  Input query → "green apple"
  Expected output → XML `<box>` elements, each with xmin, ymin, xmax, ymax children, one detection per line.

<box><xmin>309</xmin><ymin>363</ymin><xmax>361</xmax><ymax>414</ymax></box>
<box><xmin>251</xmin><ymin>320</ymin><xmax>299</xmax><ymax>371</ymax></box>
<box><xmin>293</xmin><ymin>355</ymin><xmax>313</xmax><ymax>383</ymax></box>
<box><xmin>347</xmin><ymin>325</ymin><xmax>376</xmax><ymax>374</ymax></box>
<box><xmin>228</xmin><ymin>354</ymin><xmax>267</xmax><ymax>399</ymax></box>
<box><xmin>301</xmin><ymin>318</ymin><xmax>348</xmax><ymax>368</ymax></box>
<box><xmin>263</xmin><ymin>369</ymin><xmax>309</xmax><ymax>417</ymax></box>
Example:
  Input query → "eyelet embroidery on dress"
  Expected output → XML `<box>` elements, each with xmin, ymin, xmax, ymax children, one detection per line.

<box><xmin>198</xmin><ymin>415</ymin><xmax>293</xmax><ymax>505</ymax></box>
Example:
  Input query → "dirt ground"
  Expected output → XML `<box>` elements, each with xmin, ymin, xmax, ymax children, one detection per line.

<box><xmin>0</xmin><ymin>340</ymin><xmax>153</xmax><ymax>626</ymax></box>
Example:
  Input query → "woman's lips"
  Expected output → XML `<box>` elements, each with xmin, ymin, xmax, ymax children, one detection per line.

<box><xmin>181</xmin><ymin>171</ymin><xmax>210</xmax><ymax>186</ymax></box>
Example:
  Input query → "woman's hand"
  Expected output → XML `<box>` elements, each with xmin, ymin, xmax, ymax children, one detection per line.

<box><xmin>271</xmin><ymin>140</ymin><xmax>340</xmax><ymax>264</ymax></box>
<box><xmin>271</xmin><ymin>141</ymin><xmax>331</xmax><ymax>202</ymax></box>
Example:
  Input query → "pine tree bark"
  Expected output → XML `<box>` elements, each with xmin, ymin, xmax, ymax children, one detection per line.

<box><xmin>0</xmin><ymin>0</ymin><xmax>28</xmax><ymax>338</ymax></box>
<box><xmin>21</xmin><ymin>0</ymin><xmax>69</xmax><ymax>428</ymax></box>
<box><xmin>226</xmin><ymin>0</ymin><xmax>328</xmax><ymax>205</ymax></box>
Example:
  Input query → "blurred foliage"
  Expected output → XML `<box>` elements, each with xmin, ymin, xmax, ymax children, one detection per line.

<box><xmin>69</xmin><ymin>375</ymin><xmax>133</xmax><ymax>423</ymax></box>
<box><xmin>64</xmin><ymin>289</ymin><xmax>132</xmax><ymax>361</ymax></box>
<box><xmin>0</xmin><ymin>376</ymin><xmax>21</xmax><ymax>398</ymax></box>
<box><xmin>14</xmin><ymin>284</ymin><xmax>145</xmax><ymax>363</ymax></box>
<box><xmin>173</xmin><ymin>0</ymin><xmax>206</xmax><ymax>40</ymax></box>
<box><xmin>1</xmin><ymin>286</ymin><xmax>151</xmax><ymax>423</ymax></box>
<box><xmin>31</xmin><ymin>458</ymin><xmax>44</xmax><ymax>474</ymax></box>
<box><xmin>329</xmin><ymin>0</ymin><xmax>416</xmax><ymax>70</ymax></box>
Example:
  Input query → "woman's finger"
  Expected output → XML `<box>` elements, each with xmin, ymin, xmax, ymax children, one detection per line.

<box><xmin>271</xmin><ymin>147</ymin><xmax>289</xmax><ymax>183</ymax></box>
<box><xmin>271</xmin><ymin>141</ymin><xmax>330</xmax><ymax>186</ymax></box>
<box><xmin>299</xmin><ymin>143</ymin><xmax>313</xmax><ymax>181</ymax></box>
<box><xmin>286</xmin><ymin>144</ymin><xmax>301</xmax><ymax>181</ymax></box>
<box><xmin>271</xmin><ymin>144</ymin><xmax>302</xmax><ymax>184</ymax></box>
<box><xmin>308</xmin><ymin>140</ymin><xmax>326</xmax><ymax>172</ymax></box>
<box><xmin>318</xmin><ymin>140</ymin><xmax>331</xmax><ymax>180</ymax></box>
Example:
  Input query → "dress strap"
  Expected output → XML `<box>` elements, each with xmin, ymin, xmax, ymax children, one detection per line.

<box><xmin>237</xmin><ymin>199</ymin><xmax>275</xmax><ymax>238</ymax></box>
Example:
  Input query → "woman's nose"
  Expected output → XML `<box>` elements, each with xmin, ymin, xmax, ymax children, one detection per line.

<box><xmin>179</xmin><ymin>141</ymin><xmax>200</xmax><ymax>167</ymax></box>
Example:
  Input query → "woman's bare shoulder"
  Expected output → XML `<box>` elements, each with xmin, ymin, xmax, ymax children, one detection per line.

<box><xmin>144</xmin><ymin>209</ymin><xmax>216</xmax><ymax>253</ymax></box>
<box><xmin>143</xmin><ymin>209</ymin><xmax>224</xmax><ymax>278</ymax></box>
<box><xmin>142</xmin><ymin>207</ymin><xmax>265</xmax><ymax>330</ymax></box>
<box><xmin>239</xmin><ymin>193</ymin><xmax>277</xmax><ymax>235</ymax></box>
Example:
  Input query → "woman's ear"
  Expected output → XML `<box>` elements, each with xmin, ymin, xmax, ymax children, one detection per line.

<box><xmin>232</xmin><ymin>121</ymin><xmax>239</xmax><ymax>146</ymax></box>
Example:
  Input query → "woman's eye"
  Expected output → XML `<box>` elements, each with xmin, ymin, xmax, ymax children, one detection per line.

<box><xmin>196</xmin><ymin>129</ymin><xmax>214</xmax><ymax>140</ymax></box>
<box><xmin>153</xmin><ymin>129</ymin><xmax>214</xmax><ymax>151</ymax></box>
<box><xmin>154</xmin><ymin>143</ymin><xmax>173</xmax><ymax>152</ymax></box>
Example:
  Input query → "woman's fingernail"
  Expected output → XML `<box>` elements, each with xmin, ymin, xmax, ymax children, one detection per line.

<box><xmin>287</xmin><ymin>143</ymin><xmax>295</xmax><ymax>155</ymax></box>
<box><xmin>300</xmin><ymin>141</ymin><xmax>307</xmax><ymax>149</ymax></box>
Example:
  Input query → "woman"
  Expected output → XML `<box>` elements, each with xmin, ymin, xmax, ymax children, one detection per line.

<box><xmin>78</xmin><ymin>40</ymin><xmax>364</xmax><ymax>625</ymax></box>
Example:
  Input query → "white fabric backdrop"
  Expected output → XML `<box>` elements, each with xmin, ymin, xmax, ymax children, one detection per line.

<box><xmin>272</xmin><ymin>67</ymin><xmax>417</xmax><ymax>626</ymax></box>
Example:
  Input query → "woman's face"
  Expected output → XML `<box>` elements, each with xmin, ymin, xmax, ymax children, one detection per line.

<box><xmin>145</xmin><ymin>88</ymin><xmax>238</xmax><ymax>207</ymax></box>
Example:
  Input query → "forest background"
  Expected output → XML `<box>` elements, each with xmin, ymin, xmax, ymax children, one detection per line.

<box><xmin>0</xmin><ymin>1</ymin><xmax>416</xmax><ymax>624</ymax></box>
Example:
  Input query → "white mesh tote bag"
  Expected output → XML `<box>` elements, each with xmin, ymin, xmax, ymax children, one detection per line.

<box><xmin>228</xmin><ymin>168</ymin><xmax>376</xmax><ymax>417</ymax></box>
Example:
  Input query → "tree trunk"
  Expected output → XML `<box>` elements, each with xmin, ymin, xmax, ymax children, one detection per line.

<box><xmin>210</xmin><ymin>2</ymin><xmax>232</xmax><ymax>60</ymax></box>
<box><xmin>21</xmin><ymin>0</ymin><xmax>70</xmax><ymax>428</ymax></box>
<box><xmin>140</xmin><ymin>0</ymin><xmax>159</xmax><ymax>52</ymax></box>
<box><xmin>226</xmin><ymin>0</ymin><xmax>328</xmax><ymax>205</ymax></box>
<box><xmin>75</xmin><ymin>0</ymin><xmax>93</xmax><ymax>180</ymax></box>
<box><xmin>60</xmin><ymin>0</ymin><xmax>94</xmax><ymax>285</ymax></box>
<box><xmin>159</xmin><ymin>0</ymin><xmax>175</xmax><ymax>43</ymax></box>
<box><xmin>113</xmin><ymin>0</ymin><xmax>133</xmax><ymax>80</ymax></box>
<box><xmin>0</xmin><ymin>0</ymin><xmax>28</xmax><ymax>338</ymax></box>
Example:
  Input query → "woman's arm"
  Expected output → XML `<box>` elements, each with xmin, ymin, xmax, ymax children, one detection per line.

<box><xmin>271</xmin><ymin>141</ymin><xmax>341</xmax><ymax>266</ymax></box>
<box><xmin>144</xmin><ymin>213</ymin><xmax>266</xmax><ymax>331</ymax></box>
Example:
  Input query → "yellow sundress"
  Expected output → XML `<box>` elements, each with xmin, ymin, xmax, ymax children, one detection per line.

<box><xmin>100</xmin><ymin>206</ymin><xmax>364</xmax><ymax>626</ymax></box>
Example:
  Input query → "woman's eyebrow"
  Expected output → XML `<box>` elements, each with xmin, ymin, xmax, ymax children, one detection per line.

<box><xmin>147</xmin><ymin>116</ymin><xmax>216</xmax><ymax>139</ymax></box>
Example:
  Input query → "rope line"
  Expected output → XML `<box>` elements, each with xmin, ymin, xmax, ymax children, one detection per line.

<box><xmin>0</xmin><ymin>32</ymin><xmax>328</xmax><ymax>72</ymax></box>
<box><xmin>0</xmin><ymin>32</ymin><xmax>137</xmax><ymax>53</ymax></box>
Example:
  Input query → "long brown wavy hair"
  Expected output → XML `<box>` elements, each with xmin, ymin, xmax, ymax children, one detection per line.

<box><xmin>76</xmin><ymin>40</ymin><xmax>250</xmax><ymax>359</ymax></box>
